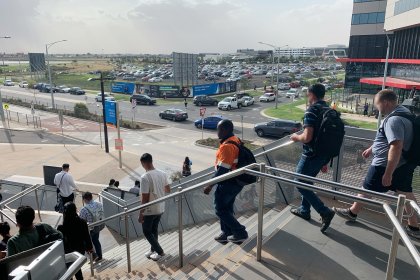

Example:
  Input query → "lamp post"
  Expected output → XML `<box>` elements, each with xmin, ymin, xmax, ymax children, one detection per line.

<box><xmin>46</xmin><ymin>40</ymin><xmax>67</xmax><ymax>109</ymax></box>
<box><xmin>259</xmin><ymin>42</ymin><xmax>288</xmax><ymax>109</ymax></box>
<box><xmin>1</xmin><ymin>36</ymin><xmax>11</xmax><ymax>75</ymax></box>
<box><xmin>377</xmin><ymin>34</ymin><xmax>391</xmax><ymax>128</ymax></box>
<box><xmin>88</xmin><ymin>72</ymin><xmax>114</xmax><ymax>153</ymax></box>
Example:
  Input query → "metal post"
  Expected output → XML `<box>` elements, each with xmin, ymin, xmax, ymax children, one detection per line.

<box><xmin>98</xmin><ymin>111</ymin><xmax>103</xmax><ymax>149</ymax></box>
<box><xmin>124</xmin><ymin>208</ymin><xmax>131</xmax><ymax>273</ymax></box>
<box><xmin>34</xmin><ymin>189</ymin><xmax>42</xmax><ymax>222</ymax></box>
<box><xmin>385</xmin><ymin>195</ymin><xmax>406</xmax><ymax>280</ymax></box>
<box><xmin>275</xmin><ymin>51</ymin><xmax>280</xmax><ymax>109</ymax></box>
<box><xmin>116</xmin><ymin>102</ymin><xmax>122</xmax><ymax>169</ymax></box>
<box><xmin>177</xmin><ymin>186</ymin><xmax>184</xmax><ymax>268</ymax></box>
<box><xmin>378</xmin><ymin>34</ymin><xmax>391</xmax><ymax>128</ymax></box>
<box><xmin>257</xmin><ymin>163</ymin><xmax>266</xmax><ymax>261</ymax></box>
<box><xmin>46</xmin><ymin>44</ymin><xmax>55</xmax><ymax>109</ymax></box>
<box><xmin>241</xmin><ymin>115</ymin><xmax>244</xmax><ymax>140</ymax></box>
<box><xmin>89</xmin><ymin>252</ymin><xmax>94</xmax><ymax>277</ymax></box>
<box><xmin>100</xmin><ymin>73</ymin><xmax>109</xmax><ymax>153</ymax></box>
<box><xmin>26</xmin><ymin>114</ymin><xmax>28</xmax><ymax>125</ymax></box>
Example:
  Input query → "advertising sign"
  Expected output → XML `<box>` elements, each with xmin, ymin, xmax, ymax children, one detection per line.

<box><xmin>105</xmin><ymin>100</ymin><xmax>117</xmax><ymax>125</ymax></box>
<box><xmin>192</xmin><ymin>81</ymin><xmax>237</xmax><ymax>96</ymax></box>
<box><xmin>111</xmin><ymin>82</ymin><xmax>135</xmax><ymax>94</ymax></box>
<box><xmin>28</xmin><ymin>53</ymin><xmax>46</xmax><ymax>72</ymax></box>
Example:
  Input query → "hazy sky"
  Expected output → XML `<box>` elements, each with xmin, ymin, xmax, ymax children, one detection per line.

<box><xmin>0</xmin><ymin>0</ymin><xmax>353</xmax><ymax>54</ymax></box>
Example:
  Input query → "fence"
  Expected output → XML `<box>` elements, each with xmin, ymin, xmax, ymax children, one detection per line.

<box><xmin>3</xmin><ymin>109</ymin><xmax>42</xmax><ymax>128</ymax></box>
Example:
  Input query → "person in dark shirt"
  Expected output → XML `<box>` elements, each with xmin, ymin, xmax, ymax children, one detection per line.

<box><xmin>289</xmin><ymin>83</ymin><xmax>335</xmax><ymax>233</ymax></box>
<box><xmin>0</xmin><ymin>222</ymin><xmax>11</xmax><ymax>259</ymax></box>
<box><xmin>58</xmin><ymin>202</ymin><xmax>93</xmax><ymax>280</ymax></box>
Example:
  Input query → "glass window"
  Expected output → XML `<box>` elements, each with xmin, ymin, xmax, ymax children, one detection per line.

<box><xmin>359</xmin><ymin>13</ymin><xmax>369</xmax><ymax>24</ymax></box>
<box><xmin>367</xmin><ymin>12</ymin><xmax>377</xmax><ymax>24</ymax></box>
<box><xmin>376</xmin><ymin>12</ymin><xmax>385</xmax><ymax>23</ymax></box>
<box><xmin>352</xmin><ymin>14</ymin><xmax>360</xmax><ymax>25</ymax></box>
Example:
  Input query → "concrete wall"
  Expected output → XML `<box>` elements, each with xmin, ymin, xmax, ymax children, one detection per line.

<box><xmin>385</xmin><ymin>0</ymin><xmax>420</xmax><ymax>31</ymax></box>
<box><xmin>351</xmin><ymin>0</ymin><xmax>387</xmax><ymax>36</ymax></box>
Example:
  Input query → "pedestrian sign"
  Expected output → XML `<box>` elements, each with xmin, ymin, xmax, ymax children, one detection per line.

<box><xmin>115</xmin><ymin>138</ymin><xmax>123</xmax><ymax>151</ymax></box>
<box><xmin>3</xmin><ymin>103</ymin><xmax>9</xmax><ymax>110</ymax></box>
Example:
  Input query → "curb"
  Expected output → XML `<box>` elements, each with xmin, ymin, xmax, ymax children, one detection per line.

<box><xmin>260</xmin><ymin>108</ymin><xmax>277</xmax><ymax>120</ymax></box>
<box><xmin>194</xmin><ymin>141</ymin><xmax>218</xmax><ymax>150</ymax></box>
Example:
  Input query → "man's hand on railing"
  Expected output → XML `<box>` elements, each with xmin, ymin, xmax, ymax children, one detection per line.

<box><xmin>138</xmin><ymin>212</ymin><xmax>144</xmax><ymax>224</ymax></box>
<box><xmin>321</xmin><ymin>165</ymin><xmax>328</xmax><ymax>173</ymax></box>
<box><xmin>203</xmin><ymin>185</ymin><xmax>213</xmax><ymax>195</ymax></box>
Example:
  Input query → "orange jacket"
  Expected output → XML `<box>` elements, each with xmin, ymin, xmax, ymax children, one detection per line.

<box><xmin>215</xmin><ymin>135</ymin><xmax>240</xmax><ymax>171</ymax></box>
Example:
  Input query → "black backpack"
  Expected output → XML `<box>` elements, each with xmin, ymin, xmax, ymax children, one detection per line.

<box><xmin>227</xmin><ymin>140</ymin><xmax>257</xmax><ymax>186</ymax></box>
<box><xmin>311</xmin><ymin>105</ymin><xmax>345</xmax><ymax>159</ymax></box>
<box><xmin>36</xmin><ymin>224</ymin><xmax>62</xmax><ymax>246</ymax></box>
<box><xmin>381</xmin><ymin>112</ymin><xmax>420</xmax><ymax>166</ymax></box>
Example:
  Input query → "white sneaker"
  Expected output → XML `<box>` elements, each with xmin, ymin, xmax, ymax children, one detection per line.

<box><xmin>150</xmin><ymin>252</ymin><xmax>164</xmax><ymax>261</ymax></box>
<box><xmin>145</xmin><ymin>250</ymin><xmax>154</xmax><ymax>259</ymax></box>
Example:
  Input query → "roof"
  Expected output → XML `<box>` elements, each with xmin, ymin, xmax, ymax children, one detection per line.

<box><xmin>359</xmin><ymin>77</ymin><xmax>420</xmax><ymax>90</ymax></box>
<box><xmin>336</xmin><ymin>58</ymin><xmax>420</xmax><ymax>65</ymax></box>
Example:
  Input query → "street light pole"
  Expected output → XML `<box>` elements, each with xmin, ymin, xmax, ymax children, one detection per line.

<box><xmin>46</xmin><ymin>40</ymin><xmax>67</xmax><ymax>109</ymax></box>
<box><xmin>100</xmin><ymin>72</ymin><xmax>110</xmax><ymax>153</ymax></box>
<box><xmin>378</xmin><ymin>34</ymin><xmax>391</xmax><ymax>128</ymax></box>
<box><xmin>1</xmin><ymin>36</ymin><xmax>11</xmax><ymax>76</ymax></box>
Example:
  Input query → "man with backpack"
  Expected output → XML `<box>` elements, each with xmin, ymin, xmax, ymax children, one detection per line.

<box><xmin>80</xmin><ymin>192</ymin><xmax>104</xmax><ymax>262</ymax></box>
<box><xmin>290</xmin><ymin>83</ymin><xmax>344</xmax><ymax>233</ymax></box>
<box><xmin>204</xmin><ymin>119</ymin><xmax>254</xmax><ymax>245</ymax></box>
<box><xmin>334</xmin><ymin>89</ymin><xmax>420</xmax><ymax>239</ymax></box>
<box><xmin>7</xmin><ymin>206</ymin><xmax>63</xmax><ymax>257</ymax></box>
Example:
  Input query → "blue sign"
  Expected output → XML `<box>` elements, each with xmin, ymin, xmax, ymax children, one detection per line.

<box><xmin>105</xmin><ymin>100</ymin><xmax>117</xmax><ymax>125</ymax></box>
<box><xmin>111</xmin><ymin>82</ymin><xmax>135</xmax><ymax>94</ymax></box>
<box><xmin>192</xmin><ymin>83</ymin><xmax>219</xmax><ymax>96</ymax></box>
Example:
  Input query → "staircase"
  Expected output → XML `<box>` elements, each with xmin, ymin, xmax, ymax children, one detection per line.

<box><xmin>84</xmin><ymin>205</ymin><xmax>290</xmax><ymax>280</ymax></box>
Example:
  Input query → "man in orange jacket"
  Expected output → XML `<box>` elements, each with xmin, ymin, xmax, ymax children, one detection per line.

<box><xmin>204</xmin><ymin>120</ymin><xmax>248</xmax><ymax>245</ymax></box>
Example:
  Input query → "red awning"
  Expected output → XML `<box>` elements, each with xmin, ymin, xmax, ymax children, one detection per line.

<box><xmin>336</xmin><ymin>58</ymin><xmax>420</xmax><ymax>65</ymax></box>
<box><xmin>359</xmin><ymin>77</ymin><xmax>420</xmax><ymax>90</ymax></box>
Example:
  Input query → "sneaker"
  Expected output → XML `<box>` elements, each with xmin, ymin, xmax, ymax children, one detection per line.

<box><xmin>333</xmin><ymin>207</ymin><xmax>357</xmax><ymax>222</ymax></box>
<box><xmin>320</xmin><ymin>209</ymin><xmax>335</xmax><ymax>233</ymax></box>
<box><xmin>94</xmin><ymin>257</ymin><xmax>102</xmax><ymax>263</ymax></box>
<box><xmin>145</xmin><ymin>250</ymin><xmax>154</xmax><ymax>259</ymax></box>
<box><xmin>406</xmin><ymin>226</ymin><xmax>420</xmax><ymax>240</ymax></box>
<box><xmin>214</xmin><ymin>233</ymin><xmax>228</xmax><ymax>245</ymax></box>
<box><xmin>290</xmin><ymin>208</ymin><xmax>311</xmax><ymax>221</ymax></box>
<box><xmin>150</xmin><ymin>252</ymin><xmax>165</xmax><ymax>261</ymax></box>
<box><xmin>227</xmin><ymin>234</ymin><xmax>248</xmax><ymax>245</ymax></box>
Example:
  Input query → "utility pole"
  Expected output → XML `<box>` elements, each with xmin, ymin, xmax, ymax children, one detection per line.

<box><xmin>100</xmin><ymin>73</ymin><xmax>109</xmax><ymax>153</ymax></box>
<box><xmin>378</xmin><ymin>34</ymin><xmax>391</xmax><ymax>128</ymax></box>
<box><xmin>45</xmin><ymin>40</ymin><xmax>67</xmax><ymax>109</ymax></box>
<box><xmin>116</xmin><ymin>102</ymin><xmax>122</xmax><ymax>168</ymax></box>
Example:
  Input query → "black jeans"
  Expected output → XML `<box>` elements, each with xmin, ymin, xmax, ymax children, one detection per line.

<box><xmin>142</xmin><ymin>214</ymin><xmax>163</xmax><ymax>254</ymax></box>
<box><xmin>66</xmin><ymin>263</ymin><xmax>83</xmax><ymax>280</ymax></box>
<box><xmin>61</xmin><ymin>193</ymin><xmax>75</xmax><ymax>205</ymax></box>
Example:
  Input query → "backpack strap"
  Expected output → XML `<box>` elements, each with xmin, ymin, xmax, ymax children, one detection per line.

<box><xmin>379</xmin><ymin>111</ymin><xmax>415</xmax><ymax>138</ymax></box>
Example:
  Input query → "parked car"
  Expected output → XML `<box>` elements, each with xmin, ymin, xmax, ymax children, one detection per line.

<box><xmin>286</xmin><ymin>88</ymin><xmax>299</xmax><ymax>98</ymax></box>
<box><xmin>149</xmin><ymin>77</ymin><xmax>163</xmax><ymax>83</ymax></box>
<box><xmin>69</xmin><ymin>87</ymin><xmax>86</xmax><ymax>95</ymax></box>
<box><xmin>234</xmin><ymin>92</ymin><xmax>251</xmax><ymax>105</ymax></box>
<box><xmin>194</xmin><ymin>115</ymin><xmax>225</xmax><ymax>129</ymax></box>
<box><xmin>57</xmin><ymin>85</ymin><xmax>71</xmax><ymax>93</ymax></box>
<box><xmin>3</xmin><ymin>80</ymin><xmax>14</xmax><ymax>86</ymax></box>
<box><xmin>19</xmin><ymin>81</ymin><xmax>29</xmax><ymax>88</ymax></box>
<box><xmin>33</xmin><ymin>83</ymin><xmax>45</xmax><ymax>90</ymax></box>
<box><xmin>254</xmin><ymin>120</ymin><xmax>302</xmax><ymax>138</ymax></box>
<box><xmin>218</xmin><ymin>97</ymin><xmax>241</xmax><ymax>110</ymax></box>
<box><xmin>242</xmin><ymin>96</ymin><xmax>255</xmax><ymax>107</ymax></box>
<box><xmin>278</xmin><ymin>83</ymin><xmax>290</xmax><ymax>90</ymax></box>
<box><xmin>95</xmin><ymin>93</ymin><xmax>115</xmax><ymax>102</ymax></box>
<box><xmin>193</xmin><ymin>95</ymin><xmax>218</xmax><ymax>106</ymax></box>
<box><xmin>159</xmin><ymin>109</ymin><xmax>188</xmax><ymax>121</ymax></box>
<box><xmin>130</xmin><ymin>94</ymin><xmax>156</xmax><ymax>105</ymax></box>
<box><xmin>259</xmin><ymin>92</ymin><xmax>275</xmax><ymax>102</ymax></box>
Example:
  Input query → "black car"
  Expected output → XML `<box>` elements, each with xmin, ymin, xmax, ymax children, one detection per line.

<box><xmin>254</xmin><ymin>119</ymin><xmax>302</xmax><ymax>138</ymax></box>
<box><xmin>159</xmin><ymin>109</ymin><xmax>188</xmax><ymax>121</ymax></box>
<box><xmin>69</xmin><ymin>87</ymin><xmax>86</xmax><ymax>95</ymax></box>
<box><xmin>130</xmin><ymin>94</ymin><xmax>156</xmax><ymax>105</ymax></box>
<box><xmin>193</xmin><ymin>95</ymin><xmax>218</xmax><ymax>106</ymax></box>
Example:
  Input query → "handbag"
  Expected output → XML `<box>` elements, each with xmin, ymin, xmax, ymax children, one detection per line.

<box><xmin>143</xmin><ymin>173</ymin><xmax>162</xmax><ymax>216</ymax></box>
<box><xmin>54</xmin><ymin>173</ymin><xmax>66</xmax><ymax>213</ymax></box>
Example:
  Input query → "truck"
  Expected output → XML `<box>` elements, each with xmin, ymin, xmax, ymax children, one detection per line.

<box><xmin>218</xmin><ymin>96</ymin><xmax>241</xmax><ymax>110</ymax></box>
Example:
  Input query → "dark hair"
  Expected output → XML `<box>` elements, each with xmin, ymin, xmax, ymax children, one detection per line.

<box><xmin>184</xmin><ymin>157</ymin><xmax>190</xmax><ymax>164</ymax></box>
<box><xmin>0</xmin><ymin>222</ymin><xmax>10</xmax><ymax>236</ymax></box>
<box><xmin>109</xmin><ymin>179</ymin><xmax>115</xmax><ymax>185</ymax></box>
<box><xmin>140</xmin><ymin>153</ymin><xmax>153</xmax><ymax>163</ymax></box>
<box><xmin>62</xmin><ymin>163</ymin><xmax>70</xmax><ymax>169</ymax></box>
<box><xmin>218</xmin><ymin>119</ymin><xmax>234</xmax><ymax>133</ymax></box>
<box><xmin>135</xmin><ymin>180</ymin><xmax>140</xmax><ymax>187</ymax></box>
<box><xmin>82</xmin><ymin>192</ymin><xmax>93</xmax><ymax>201</ymax></box>
<box><xmin>63</xmin><ymin>202</ymin><xmax>78</xmax><ymax>226</ymax></box>
<box><xmin>377</xmin><ymin>89</ymin><xmax>397</xmax><ymax>103</ymax></box>
<box><xmin>114</xmin><ymin>181</ymin><xmax>120</xmax><ymax>187</ymax></box>
<box><xmin>16</xmin><ymin>206</ymin><xmax>35</xmax><ymax>228</ymax></box>
<box><xmin>308</xmin><ymin>83</ymin><xmax>326</xmax><ymax>99</ymax></box>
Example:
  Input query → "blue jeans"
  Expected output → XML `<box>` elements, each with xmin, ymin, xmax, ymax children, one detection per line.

<box><xmin>295</xmin><ymin>154</ymin><xmax>330</xmax><ymax>215</ymax></box>
<box><xmin>214</xmin><ymin>182</ymin><xmax>247</xmax><ymax>238</ymax></box>
<box><xmin>90</xmin><ymin>231</ymin><xmax>102</xmax><ymax>259</ymax></box>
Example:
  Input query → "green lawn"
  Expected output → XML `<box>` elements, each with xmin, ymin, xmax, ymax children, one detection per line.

<box><xmin>343</xmin><ymin>119</ymin><xmax>377</xmax><ymax>130</ymax></box>
<box><xmin>264</xmin><ymin>99</ymin><xmax>306</xmax><ymax>121</ymax></box>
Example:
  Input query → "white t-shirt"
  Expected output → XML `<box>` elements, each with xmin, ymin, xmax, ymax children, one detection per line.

<box><xmin>54</xmin><ymin>171</ymin><xmax>78</xmax><ymax>197</ymax></box>
<box><xmin>140</xmin><ymin>169</ymin><xmax>168</xmax><ymax>215</ymax></box>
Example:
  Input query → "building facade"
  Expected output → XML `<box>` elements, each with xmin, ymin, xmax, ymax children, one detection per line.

<box><xmin>341</xmin><ymin>0</ymin><xmax>420</xmax><ymax>96</ymax></box>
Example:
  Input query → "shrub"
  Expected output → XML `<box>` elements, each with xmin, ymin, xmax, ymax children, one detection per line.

<box><xmin>73</xmin><ymin>103</ymin><xmax>90</xmax><ymax>119</ymax></box>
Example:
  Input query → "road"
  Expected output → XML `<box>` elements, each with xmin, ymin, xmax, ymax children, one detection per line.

<box><xmin>0</xmin><ymin>85</ymin><xmax>295</xmax><ymax>144</ymax></box>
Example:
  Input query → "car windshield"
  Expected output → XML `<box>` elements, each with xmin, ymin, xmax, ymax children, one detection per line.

<box><xmin>173</xmin><ymin>109</ymin><xmax>184</xmax><ymax>113</ymax></box>
<box><xmin>222</xmin><ymin>98</ymin><xmax>231</xmax><ymax>102</ymax></box>
<box><xmin>264</xmin><ymin>93</ymin><xmax>271</xmax><ymax>97</ymax></box>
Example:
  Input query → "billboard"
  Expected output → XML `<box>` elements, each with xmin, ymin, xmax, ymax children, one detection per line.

<box><xmin>105</xmin><ymin>101</ymin><xmax>117</xmax><ymax>125</ymax></box>
<box><xmin>192</xmin><ymin>81</ymin><xmax>237</xmax><ymax>96</ymax></box>
<box><xmin>111</xmin><ymin>82</ymin><xmax>135</xmax><ymax>94</ymax></box>
<box><xmin>28</xmin><ymin>53</ymin><xmax>46</xmax><ymax>72</ymax></box>
<box><xmin>173</xmin><ymin>52</ymin><xmax>198</xmax><ymax>87</ymax></box>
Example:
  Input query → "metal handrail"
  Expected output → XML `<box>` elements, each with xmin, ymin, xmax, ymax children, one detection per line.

<box><xmin>0</xmin><ymin>184</ymin><xmax>40</xmax><ymax>207</ymax></box>
<box><xmin>0</xmin><ymin>209</ymin><xmax>17</xmax><ymax>225</ymax></box>
<box><xmin>60</xmin><ymin>251</ymin><xmax>87</xmax><ymax>280</ymax></box>
<box><xmin>85</xmin><ymin>163</ymin><xmax>420</xmax><ymax>278</ymax></box>
<box><xmin>265</xmin><ymin>166</ymin><xmax>399</xmax><ymax>203</ymax></box>
<box><xmin>97</xmin><ymin>193</ymin><xmax>126</xmax><ymax>208</ymax></box>
<box><xmin>410</xmin><ymin>200</ymin><xmax>420</xmax><ymax>216</ymax></box>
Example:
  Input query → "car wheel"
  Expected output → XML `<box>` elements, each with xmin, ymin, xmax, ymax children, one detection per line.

<box><xmin>256</xmin><ymin>130</ymin><xmax>264</xmax><ymax>137</ymax></box>
<box><xmin>159</xmin><ymin>114</ymin><xmax>163</xmax><ymax>119</ymax></box>
<box><xmin>282</xmin><ymin>132</ymin><xmax>290</xmax><ymax>137</ymax></box>
<box><xmin>213</xmin><ymin>101</ymin><xmax>217</xmax><ymax>106</ymax></box>
<box><xmin>148</xmin><ymin>102</ymin><xmax>152</xmax><ymax>105</ymax></box>
<box><xmin>198</xmin><ymin>102</ymin><xmax>202</xmax><ymax>106</ymax></box>
<box><xmin>197</xmin><ymin>123</ymin><xmax>202</xmax><ymax>128</ymax></box>
<box><xmin>227</xmin><ymin>106</ymin><xmax>231</xmax><ymax>111</ymax></box>
<box><xmin>238</xmin><ymin>104</ymin><xmax>242</xmax><ymax>109</ymax></box>
<box><xmin>172</xmin><ymin>117</ymin><xmax>176</xmax><ymax>121</ymax></box>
